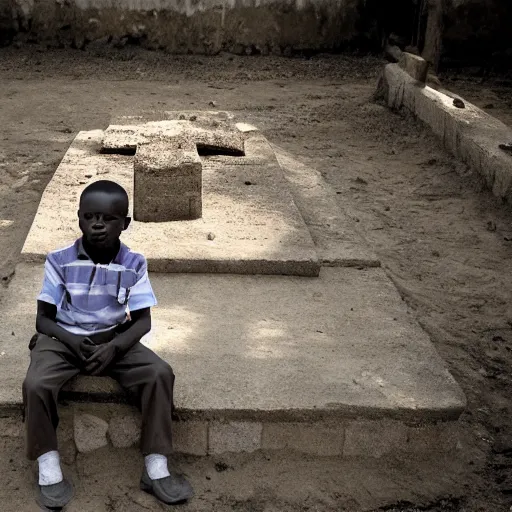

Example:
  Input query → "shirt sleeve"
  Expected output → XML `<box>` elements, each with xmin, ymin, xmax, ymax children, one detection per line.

<box><xmin>127</xmin><ymin>257</ymin><xmax>157</xmax><ymax>312</ymax></box>
<box><xmin>38</xmin><ymin>252</ymin><xmax>66</xmax><ymax>306</ymax></box>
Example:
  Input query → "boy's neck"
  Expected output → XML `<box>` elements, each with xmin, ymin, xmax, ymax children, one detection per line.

<box><xmin>82</xmin><ymin>238</ymin><xmax>121</xmax><ymax>265</ymax></box>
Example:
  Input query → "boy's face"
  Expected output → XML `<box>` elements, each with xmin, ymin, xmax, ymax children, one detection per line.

<box><xmin>78</xmin><ymin>191</ymin><xmax>131</xmax><ymax>250</ymax></box>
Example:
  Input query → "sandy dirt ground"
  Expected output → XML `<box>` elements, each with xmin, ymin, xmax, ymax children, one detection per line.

<box><xmin>1</xmin><ymin>46</ymin><xmax>512</xmax><ymax>511</ymax></box>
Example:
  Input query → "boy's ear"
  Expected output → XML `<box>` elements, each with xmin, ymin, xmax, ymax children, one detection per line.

<box><xmin>123</xmin><ymin>217</ymin><xmax>131</xmax><ymax>230</ymax></box>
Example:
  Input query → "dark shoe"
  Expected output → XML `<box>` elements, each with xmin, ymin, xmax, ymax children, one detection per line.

<box><xmin>37</xmin><ymin>478</ymin><xmax>74</xmax><ymax>509</ymax></box>
<box><xmin>140</xmin><ymin>468</ymin><xmax>194</xmax><ymax>504</ymax></box>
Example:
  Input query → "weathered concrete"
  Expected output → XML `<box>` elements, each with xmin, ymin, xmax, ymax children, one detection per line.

<box><xmin>209</xmin><ymin>421</ymin><xmax>262</xmax><ymax>454</ymax></box>
<box><xmin>134</xmin><ymin>140</ymin><xmax>203</xmax><ymax>222</ymax></box>
<box><xmin>274</xmin><ymin>146</ymin><xmax>380</xmax><ymax>268</ymax></box>
<box><xmin>0</xmin><ymin>263</ymin><xmax>466</xmax><ymax>422</ymax></box>
<box><xmin>398</xmin><ymin>52</ymin><xmax>429</xmax><ymax>83</ymax></box>
<box><xmin>103</xmin><ymin>117</ymin><xmax>245</xmax><ymax>156</ymax></box>
<box><xmin>0</xmin><ymin>404</ymin><xmax>464</xmax><ymax>457</ymax></box>
<box><xmin>22</xmin><ymin>128</ymin><xmax>320</xmax><ymax>276</ymax></box>
<box><xmin>382</xmin><ymin>63</ymin><xmax>512</xmax><ymax>204</ymax></box>
<box><xmin>1</xmin><ymin>0</ymin><xmax>363</xmax><ymax>54</ymax></box>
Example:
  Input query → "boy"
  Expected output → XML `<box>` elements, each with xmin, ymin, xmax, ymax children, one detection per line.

<box><xmin>23</xmin><ymin>180</ymin><xmax>193</xmax><ymax>509</ymax></box>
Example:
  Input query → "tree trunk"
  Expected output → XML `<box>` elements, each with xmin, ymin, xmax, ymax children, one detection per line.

<box><xmin>422</xmin><ymin>0</ymin><xmax>444</xmax><ymax>73</ymax></box>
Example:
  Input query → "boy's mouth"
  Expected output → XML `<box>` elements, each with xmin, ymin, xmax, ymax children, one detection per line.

<box><xmin>91</xmin><ymin>233</ymin><xmax>107</xmax><ymax>242</ymax></box>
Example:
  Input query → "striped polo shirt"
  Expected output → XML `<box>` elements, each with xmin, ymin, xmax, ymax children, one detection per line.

<box><xmin>38</xmin><ymin>238</ymin><xmax>157</xmax><ymax>336</ymax></box>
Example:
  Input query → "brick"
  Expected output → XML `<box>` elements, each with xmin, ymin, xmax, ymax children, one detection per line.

<box><xmin>134</xmin><ymin>141</ymin><xmax>202</xmax><ymax>222</ymax></box>
<box><xmin>343</xmin><ymin>420</ymin><xmax>407</xmax><ymax>458</ymax></box>
<box><xmin>261</xmin><ymin>422</ymin><xmax>344</xmax><ymax>456</ymax></box>
<box><xmin>399</xmin><ymin>52</ymin><xmax>429</xmax><ymax>82</ymax></box>
<box><xmin>173</xmin><ymin>421</ymin><xmax>208</xmax><ymax>456</ymax></box>
<box><xmin>404</xmin><ymin>422</ymin><xmax>460</xmax><ymax>454</ymax></box>
<box><xmin>208</xmin><ymin>421</ymin><xmax>262</xmax><ymax>454</ymax></box>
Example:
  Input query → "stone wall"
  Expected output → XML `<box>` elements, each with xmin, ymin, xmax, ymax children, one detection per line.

<box><xmin>0</xmin><ymin>0</ymin><xmax>364</xmax><ymax>53</ymax></box>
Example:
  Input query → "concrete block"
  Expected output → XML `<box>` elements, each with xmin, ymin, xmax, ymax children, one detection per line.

<box><xmin>405</xmin><ymin>422</ymin><xmax>460</xmax><ymax>454</ymax></box>
<box><xmin>134</xmin><ymin>140</ymin><xmax>202</xmax><ymax>222</ymax></box>
<box><xmin>74</xmin><ymin>413</ymin><xmax>109</xmax><ymax>453</ymax></box>
<box><xmin>414</xmin><ymin>88</ymin><xmax>446</xmax><ymax>139</ymax></box>
<box><xmin>0</xmin><ymin>416</ymin><xmax>22</xmax><ymax>437</ymax></box>
<box><xmin>261</xmin><ymin>422</ymin><xmax>344</xmax><ymax>456</ymax></box>
<box><xmin>399</xmin><ymin>52</ymin><xmax>429</xmax><ymax>82</ymax></box>
<box><xmin>108</xmin><ymin>413</ymin><xmax>141</xmax><ymax>448</ymax></box>
<box><xmin>209</xmin><ymin>421</ymin><xmax>262</xmax><ymax>454</ymax></box>
<box><xmin>173</xmin><ymin>421</ymin><xmax>208</xmax><ymax>456</ymax></box>
<box><xmin>343</xmin><ymin>420</ymin><xmax>407</xmax><ymax>458</ymax></box>
<box><xmin>491</xmin><ymin>153</ymin><xmax>512</xmax><ymax>199</ymax></box>
<box><xmin>458</xmin><ymin>132</ymin><xmax>485</xmax><ymax>183</ymax></box>
<box><xmin>382</xmin><ymin>63</ymin><xmax>512</xmax><ymax>204</ymax></box>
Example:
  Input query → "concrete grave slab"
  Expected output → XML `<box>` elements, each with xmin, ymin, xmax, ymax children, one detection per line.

<box><xmin>21</xmin><ymin>129</ymin><xmax>320</xmax><ymax>276</ymax></box>
<box><xmin>0</xmin><ymin>263</ymin><xmax>466</xmax><ymax>422</ymax></box>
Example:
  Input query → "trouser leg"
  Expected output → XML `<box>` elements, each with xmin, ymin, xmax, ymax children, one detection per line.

<box><xmin>23</xmin><ymin>334</ymin><xmax>80</xmax><ymax>460</ymax></box>
<box><xmin>108</xmin><ymin>342</ymin><xmax>175</xmax><ymax>455</ymax></box>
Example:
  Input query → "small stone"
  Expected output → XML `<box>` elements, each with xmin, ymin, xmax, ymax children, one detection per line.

<box><xmin>179</xmin><ymin>114</ymin><xmax>186</xmax><ymax>120</ymax></box>
<box><xmin>207</xmin><ymin>232</ymin><xmax>215</xmax><ymax>241</ymax></box>
<box><xmin>487</xmin><ymin>220</ymin><xmax>497</xmax><ymax>232</ymax></box>
<box><xmin>484</xmin><ymin>103</ymin><xmax>495</xmax><ymax>109</ymax></box>
<box><xmin>453</xmin><ymin>98</ymin><xmax>465</xmax><ymax>109</ymax></box>
<box><xmin>431</xmin><ymin>250</ymin><xmax>440</xmax><ymax>257</ymax></box>
<box><xmin>244</xmin><ymin>181</ymin><xmax>253</xmax><ymax>186</ymax></box>
<box><xmin>74</xmin><ymin>413</ymin><xmax>109</xmax><ymax>453</ymax></box>
<box><xmin>108</xmin><ymin>413</ymin><xmax>141</xmax><ymax>448</ymax></box>
<box><xmin>209</xmin><ymin>100</ymin><xmax>217</xmax><ymax>107</ymax></box>
<box><xmin>189</xmin><ymin>115</ymin><xmax>197</xmax><ymax>121</ymax></box>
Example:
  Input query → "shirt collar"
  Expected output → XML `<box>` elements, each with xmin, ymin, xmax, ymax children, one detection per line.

<box><xmin>76</xmin><ymin>237</ymin><xmax>125</xmax><ymax>265</ymax></box>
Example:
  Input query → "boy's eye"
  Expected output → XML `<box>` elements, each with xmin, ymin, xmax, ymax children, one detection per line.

<box><xmin>84</xmin><ymin>213</ymin><xmax>93</xmax><ymax>220</ymax></box>
<box><xmin>104</xmin><ymin>215</ymin><xmax>116</xmax><ymax>222</ymax></box>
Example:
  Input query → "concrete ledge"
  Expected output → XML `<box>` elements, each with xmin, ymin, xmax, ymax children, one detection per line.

<box><xmin>2</xmin><ymin>263</ymin><xmax>466</xmax><ymax>421</ymax></box>
<box><xmin>383</xmin><ymin>63</ymin><xmax>512</xmax><ymax>204</ymax></box>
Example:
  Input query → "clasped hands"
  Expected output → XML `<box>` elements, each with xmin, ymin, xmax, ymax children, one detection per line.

<box><xmin>71</xmin><ymin>337</ymin><xmax>118</xmax><ymax>376</ymax></box>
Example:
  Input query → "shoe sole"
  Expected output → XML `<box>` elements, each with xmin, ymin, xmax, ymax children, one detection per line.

<box><xmin>35</xmin><ymin>480</ymin><xmax>74</xmax><ymax>510</ymax></box>
<box><xmin>140</xmin><ymin>479</ymin><xmax>193</xmax><ymax>504</ymax></box>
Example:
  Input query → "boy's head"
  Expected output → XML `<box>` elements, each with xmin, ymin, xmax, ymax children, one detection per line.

<box><xmin>78</xmin><ymin>180</ymin><xmax>131</xmax><ymax>250</ymax></box>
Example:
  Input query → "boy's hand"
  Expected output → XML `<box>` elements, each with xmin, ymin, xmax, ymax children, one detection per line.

<box><xmin>85</xmin><ymin>343</ymin><xmax>118</xmax><ymax>376</ymax></box>
<box><xmin>64</xmin><ymin>336</ymin><xmax>94</xmax><ymax>364</ymax></box>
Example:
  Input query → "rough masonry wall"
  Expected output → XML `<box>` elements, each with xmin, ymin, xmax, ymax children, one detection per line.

<box><xmin>0</xmin><ymin>0</ymin><xmax>363</xmax><ymax>53</ymax></box>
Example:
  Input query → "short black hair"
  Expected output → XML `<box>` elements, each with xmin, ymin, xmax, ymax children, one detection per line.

<box><xmin>80</xmin><ymin>180</ymin><xmax>129</xmax><ymax>215</ymax></box>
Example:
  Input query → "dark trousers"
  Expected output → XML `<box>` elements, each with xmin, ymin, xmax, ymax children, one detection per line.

<box><xmin>23</xmin><ymin>333</ymin><xmax>175</xmax><ymax>460</ymax></box>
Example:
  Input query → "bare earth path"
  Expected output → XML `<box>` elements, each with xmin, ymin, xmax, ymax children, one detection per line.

<box><xmin>1</xmin><ymin>47</ymin><xmax>512</xmax><ymax>511</ymax></box>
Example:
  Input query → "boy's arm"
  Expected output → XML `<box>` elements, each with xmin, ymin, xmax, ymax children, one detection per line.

<box><xmin>36</xmin><ymin>300</ymin><xmax>91</xmax><ymax>363</ymax></box>
<box><xmin>85</xmin><ymin>307</ymin><xmax>151</xmax><ymax>375</ymax></box>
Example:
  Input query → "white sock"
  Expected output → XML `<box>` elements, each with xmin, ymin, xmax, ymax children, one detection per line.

<box><xmin>38</xmin><ymin>450</ymin><xmax>63</xmax><ymax>486</ymax></box>
<box><xmin>145</xmin><ymin>453</ymin><xmax>171</xmax><ymax>480</ymax></box>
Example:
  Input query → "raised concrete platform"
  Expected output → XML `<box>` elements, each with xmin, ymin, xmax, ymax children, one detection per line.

<box><xmin>21</xmin><ymin>129</ymin><xmax>320</xmax><ymax>276</ymax></box>
<box><xmin>1</xmin><ymin>263</ymin><xmax>465</xmax><ymax>419</ymax></box>
<box><xmin>382</xmin><ymin>63</ymin><xmax>512</xmax><ymax>204</ymax></box>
